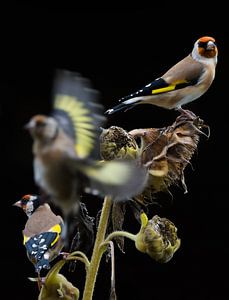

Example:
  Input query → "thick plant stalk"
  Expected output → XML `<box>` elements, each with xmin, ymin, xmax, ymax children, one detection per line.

<box><xmin>82</xmin><ymin>196</ymin><xmax>113</xmax><ymax>300</ymax></box>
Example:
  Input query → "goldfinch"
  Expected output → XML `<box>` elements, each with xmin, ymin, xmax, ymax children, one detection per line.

<box><xmin>106</xmin><ymin>36</ymin><xmax>218</xmax><ymax>114</ymax></box>
<box><xmin>25</xmin><ymin>70</ymin><xmax>148</xmax><ymax>245</ymax></box>
<box><xmin>14</xmin><ymin>194</ymin><xmax>64</xmax><ymax>273</ymax></box>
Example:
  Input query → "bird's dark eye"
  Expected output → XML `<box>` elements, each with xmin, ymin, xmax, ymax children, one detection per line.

<box><xmin>21</xmin><ymin>199</ymin><xmax>28</xmax><ymax>206</ymax></box>
<box><xmin>36</xmin><ymin>120</ymin><xmax>46</xmax><ymax>127</ymax></box>
<box><xmin>198</xmin><ymin>41</ymin><xmax>206</xmax><ymax>48</ymax></box>
<box><xmin>198</xmin><ymin>41</ymin><xmax>216</xmax><ymax>49</ymax></box>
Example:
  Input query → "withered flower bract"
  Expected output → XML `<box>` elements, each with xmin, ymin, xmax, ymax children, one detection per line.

<box><xmin>38</xmin><ymin>259</ymin><xmax>79</xmax><ymax>300</ymax></box>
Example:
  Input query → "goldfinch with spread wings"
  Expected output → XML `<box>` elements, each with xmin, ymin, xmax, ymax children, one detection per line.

<box><xmin>25</xmin><ymin>70</ymin><xmax>148</xmax><ymax>245</ymax></box>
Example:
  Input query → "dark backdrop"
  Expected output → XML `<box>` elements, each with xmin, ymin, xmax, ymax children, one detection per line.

<box><xmin>1</xmin><ymin>8</ymin><xmax>228</xmax><ymax>300</ymax></box>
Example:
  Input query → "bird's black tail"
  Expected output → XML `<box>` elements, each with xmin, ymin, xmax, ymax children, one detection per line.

<box><xmin>35</xmin><ymin>259</ymin><xmax>50</xmax><ymax>273</ymax></box>
<box><xmin>105</xmin><ymin>100</ymin><xmax>138</xmax><ymax>115</ymax></box>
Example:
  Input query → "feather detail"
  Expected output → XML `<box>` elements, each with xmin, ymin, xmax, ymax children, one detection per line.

<box><xmin>52</xmin><ymin>70</ymin><xmax>105</xmax><ymax>159</ymax></box>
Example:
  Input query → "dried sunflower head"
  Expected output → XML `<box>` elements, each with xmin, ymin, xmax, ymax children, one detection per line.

<box><xmin>100</xmin><ymin>126</ymin><xmax>140</xmax><ymax>160</ymax></box>
<box><xmin>130</xmin><ymin>111</ymin><xmax>209</xmax><ymax>205</ymax></box>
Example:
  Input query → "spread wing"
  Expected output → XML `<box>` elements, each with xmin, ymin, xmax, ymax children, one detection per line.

<box><xmin>52</xmin><ymin>70</ymin><xmax>106</xmax><ymax>159</ymax></box>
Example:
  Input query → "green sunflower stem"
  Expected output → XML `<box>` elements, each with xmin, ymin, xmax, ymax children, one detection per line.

<box><xmin>82</xmin><ymin>195</ymin><xmax>113</xmax><ymax>300</ymax></box>
<box><xmin>103</xmin><ymin>230</ymin><xmax>136</xmax><ymax>244</ymax></box>
<box><xmin>67</xmin><ymin>251</ymin><xmax>90</xmax><ymax>270</ymax></box>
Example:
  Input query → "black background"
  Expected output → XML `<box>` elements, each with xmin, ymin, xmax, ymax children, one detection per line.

<box><xmin>1</xmin><ymin>8</ymin><xmax>228</xmax><ymax>300</ymax></box>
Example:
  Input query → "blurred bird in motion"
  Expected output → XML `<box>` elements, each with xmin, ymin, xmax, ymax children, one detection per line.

<box><xmin>106</xmin><ymin>36</ymin><xmax>218</xmax><ymax>115</ymax></box>
<box><xmin>13</xmin><ymin>194</ymin><xmax>64</xmax><ymax>274</ymax></box>
<box><xmin>25</xmin><ymin>70</ymin><xmax>148</xmax><ymax>248</ymax></box>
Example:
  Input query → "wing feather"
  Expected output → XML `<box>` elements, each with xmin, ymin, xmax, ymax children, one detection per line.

<box><xmin>52</xmin><ymin>70</ymin><xmax>106</xmax><ymax>159</ymax></box>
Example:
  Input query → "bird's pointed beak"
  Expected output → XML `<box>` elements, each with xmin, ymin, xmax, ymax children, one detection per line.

<box><xmin>13</xmin><ymin>200</ymin><xmax>22</xmax><ymax>208</ymax></box>
<box><xmin>206</xmin><ymin>41</ymin><xmax>215</xmax><ymax>51</ymax></box>
<box><xmin>24</xmin><ymin>120</ymin><xmax>35</xmax><ymax>131</ymax></box>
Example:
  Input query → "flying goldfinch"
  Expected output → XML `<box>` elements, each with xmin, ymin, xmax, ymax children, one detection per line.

<box><xmin>14</xmin><ymin>194</ymin><xmax>64</xmax><ymax>274</ymax></box>
<box><xmin>25</xmin><ymin>70</ymin><xmax>148</xmax><ymax>245</ymax></box>
<box><xmin>106</xmin><ymin>36</ymin><xmax>218</xmax><ymax>114</ymax></box>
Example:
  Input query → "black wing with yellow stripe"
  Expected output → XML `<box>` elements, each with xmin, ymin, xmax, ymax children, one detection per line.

<box><xmin>119</xmin><ymin>77</ymin><xmax>198</xmax><ymax>102</ymax></box>
<box><xmin>52</xmin><ymin>70</ymin><xmax>106</xmax><ymax>159</ymax></box>
<box><xmin>24</xmin><ymin>223</ymin><xmax>63</xmax><ymax>272</ymax></box>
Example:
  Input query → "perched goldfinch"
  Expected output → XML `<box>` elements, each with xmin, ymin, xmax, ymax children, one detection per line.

<box><xmin>25</xmin><ymin>70</ymin><xmax>148</xmax><ymax>245</ymax></box>
<box><xmin>106</xmin><ymin>36</ymin><xmax>218</xmax><ymax>114</ymax></box>
<box><xmin>14</xmin><ymin>194</ymin><xmax>64</xmax><ymax>273</ymax></box>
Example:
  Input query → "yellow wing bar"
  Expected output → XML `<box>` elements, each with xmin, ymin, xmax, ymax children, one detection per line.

<box><xmin>152</xmin><ymin>85</ymin><xmax>176</xmax><ymax>94</ymax></box>
<box><xmin>54</xmin><ymin>95</ymin><xmax>96</xmax><ymax>158</ymax></box>
<box><xmin>49</xmin><ymin>223</ymin><xmax>62</xmax><ymax>247</ymax></box>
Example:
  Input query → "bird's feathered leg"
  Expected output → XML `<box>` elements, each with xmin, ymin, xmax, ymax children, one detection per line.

<box><xmin>176</xmin><ymin>107</ymin><xmax>197</xmax><ymax>119</ymax></box>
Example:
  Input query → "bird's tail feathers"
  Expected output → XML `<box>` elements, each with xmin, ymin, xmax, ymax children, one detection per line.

<box><xmin>35</xmin><ymin>259</ymin><xmax>50</xmax><ymax>273</ymax></box>
<box><xmin>83</xmin><ymin>160</ymin><xmax>148</xmax><ymax>201</ymax></box>
<box><xmin>105</xmin><ymin>98</ymin><xmax>141</xmax><ymax>115</ymax></box>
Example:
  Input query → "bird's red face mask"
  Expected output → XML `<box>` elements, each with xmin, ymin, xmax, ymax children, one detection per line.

<box><xmin>197</xmin><ymin>36</ymin><xmax>217</xmax><ymax>58</ymax></box>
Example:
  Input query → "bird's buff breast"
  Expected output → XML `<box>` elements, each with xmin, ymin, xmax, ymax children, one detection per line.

<box><xmin>34</xmin><ymin>158</ymin><xmax>52</xmax><ymax>193</ymax></box>
<box><xmin>33</xmin><ymin>157</ymin><xmax>73</xmax><ymax>198</ymax></box>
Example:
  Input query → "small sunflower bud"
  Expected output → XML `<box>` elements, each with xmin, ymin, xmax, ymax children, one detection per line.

<box><xmin>135</xmin><ymin>213</ymin><xmax>181</xmax><ymax>263</ymax></box>
<box><xmin>38</xmin><ymin>260</ymin><xmax>79</xmax><ymax>300</ymax></box>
